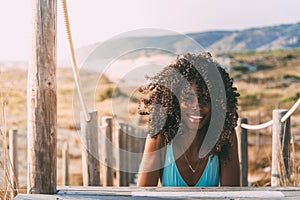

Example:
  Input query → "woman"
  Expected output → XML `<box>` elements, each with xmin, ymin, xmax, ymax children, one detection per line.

<box><xmin>137</xmin><ymin>53</ymin><xmax>240</xmax><ymax>187</ymax></box>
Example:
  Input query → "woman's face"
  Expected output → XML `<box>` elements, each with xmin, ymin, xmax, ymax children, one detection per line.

<box><xmin>180</xmin><ymin>82</ymin><xmax>211</xmax><ymax>133</ymax></box>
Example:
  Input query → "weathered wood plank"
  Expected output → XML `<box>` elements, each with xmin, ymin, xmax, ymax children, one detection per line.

<box><xmin>81</xmin><ymin>110</ymin><xmax>101</xmax><ymax>186</ymax></box>
<box><xmin>14</xmin><ymin>186</ymin><xmax>300</xmax><ymax>199</ymax></box>
<box><xmin>117</xmin><ymin>122</ymin><xmax>128</xmax><ymax>186</ymax></box>
<box><xmin>62</xmin><ymin>142</ymin><xmax>69</xmax><ymax>186</ymax></box>
<box><xmin>237</xmin><ymin>118</ymin><xmax>248</xmax><ymax>186</ymax></box>
<box><xmin>27</xmin><ymin>0</ymin><xmax>57</xmax><ymax>194</ymax></box>
<box><xmin>272</xmin><ymin>109</ymin><xmax>291</xmax><ymax>186</ymax></box>
<box><xmin>101</xmin><ymin>116</ymin><xmax>114</xmax><ymax>186</ymax></box>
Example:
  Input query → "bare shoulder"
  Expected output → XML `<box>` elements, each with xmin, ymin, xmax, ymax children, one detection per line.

<box><xmin>143</xmin><ymin>134</ymin><xmax>165</xmax><ymax>153</ymax></box>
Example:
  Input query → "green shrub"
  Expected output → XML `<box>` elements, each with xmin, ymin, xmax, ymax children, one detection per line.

<box><xmin>281</xmin><ymin>54</ymin><xmax>296</xmax><ymax>61</ymax></box>
<box><xmin>97</xmin><ymin>87</ymin><xmax>114</xmax><ymax>102</ymax></box>
<box><xmin>232</xmin><ymin>64</ymin><xmax>249</xmax><ymax>73</ymax></box>
<box><xmin>283</xmin><ymin>74</ymin><xmax>300</xmax><ymax>80</ymax></box>
<box><xmin>280</xmin><ymin>93</ymin><xmax>300</xmax><ymax>103</ymax></box>
<box><xmin>256</xmin><ymin>64</ymin><xmax>273</xmax><ymax>70</ymax></box>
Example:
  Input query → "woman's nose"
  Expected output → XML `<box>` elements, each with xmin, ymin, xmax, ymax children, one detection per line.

<box><xmin>191</xmin><ymin>96</ymin><xmax>198</xmax><ymax>109</ymax></box>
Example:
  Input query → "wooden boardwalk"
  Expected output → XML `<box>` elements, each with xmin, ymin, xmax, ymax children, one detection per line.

<box><xmin>14</xmin><ymin>186</ymin><xmax>300</xmax><ymax>199</ymax></box>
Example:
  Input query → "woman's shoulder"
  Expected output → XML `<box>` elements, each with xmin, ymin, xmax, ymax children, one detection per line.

<box><xmin>144</xmin><ymin>134</ymin><xmax>165</xmax><ymax>153</ymax></box>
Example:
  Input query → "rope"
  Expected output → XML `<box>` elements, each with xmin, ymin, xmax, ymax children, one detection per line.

<box><xmin>61</xmin><ymin>0</ymin><xmax>91</xmax><ymax>122</ymax></box>
<box><xmin>241</xmin><ymin>120</ymin><xmax>273</xmax><ymax>130</ymax></box>
<box><xmin>280</xmin><ymin>98</ymin><xmax>300</xmax><ymax>123</ymax></box>
<box><xmin>99</xmin><ymin>124</ymin><xmax>108</xmax><ymax>130</ymax></box>
<box><xmin>240</xmin><ymin>98</ymin><xmax>300</xmax><ymax>130</ymax></box>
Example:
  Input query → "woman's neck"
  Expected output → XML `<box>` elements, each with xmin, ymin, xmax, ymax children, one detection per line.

<box><xmin>174</xmin><ymin>124</ymin><xmax>208</xmax><ymax>155</ymax></box>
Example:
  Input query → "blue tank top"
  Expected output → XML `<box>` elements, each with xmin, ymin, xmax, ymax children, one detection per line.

<box><xmin>162</xmin><ymin>142</ymin><xmax>219</xmax><ymax>186</ymax></box>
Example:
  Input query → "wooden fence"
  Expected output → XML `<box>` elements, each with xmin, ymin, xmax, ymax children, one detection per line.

<box><xmin>5</xmin><ymin>99</ymin><xmax>300</xmax><ymax>192</ymax></box>
<box><xmin>236</xmin><ymin>100</ymin><xmax>300</xmax><ymax>186</ymax></box>
<box><xmin>71</xmin><ymin>102</ymin><xmax>300</xmax><ymax>187</ymax></box>
<box><xmin>80</xmin><ymin>113</ymin><xmax>147</xmax><ymax>186</ymax></box>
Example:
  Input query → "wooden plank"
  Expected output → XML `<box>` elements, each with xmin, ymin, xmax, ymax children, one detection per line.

<box><xmin>101</xmin><ymin>116</ymin><xmax>114</xmax><ymax>186</ymax></box>
<box><xmin>237</xmin><ymin>118</ymin><xmax>248</xmax><ymax>186</ymax></box>
<box><xmin>117</xmin><ymin>122</ymin><xmax>128</xmax><ymax>186</ymax></box>
<box><xmin>62</xmin><ymin>142</ymin><xmax>69</xmax><ymax>186</ymax></box>
<box><xmin>126</xmin><ymin>125</ymin><xmax>133</xmax><ymax>184</ymax></box>
<box><xmin>81</xmin><ymin>110</ymin><xmax>101</xmax><ymax>186</ymax></box>
<box><xmin>131</xmin><ymin>191</ymin><xmax>285</xmax><ymax>198</ymax></box>
<box><xmin>14</xmin><ymin>186</ymin><xmax>300</xmax><ymax>199</ymax></box>
<box><xmin>27</xmin><ymin>0</ymin><xmax>57</xmax><ymax>194</ymax></box>
<box><xmin>272</xmin><ymin>109</ymin><xmax>291</xmax><ymax>186</ymax></box>
<box><xmin>14</xmin><ymin>194</ymin><xmax>61</xmax><ymax>200</ymax></box>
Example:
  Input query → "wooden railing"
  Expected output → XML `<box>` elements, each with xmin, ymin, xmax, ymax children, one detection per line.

<box><xmin>80</xmin><ymin>114</ymin><xmax>146</xmax><ymax>186</ymax></box>
<box><xmin>5</xmin><ymin>98</ymin><xmax>300</xmax><ymax>191</ymax></box>
<box><xmin>236</xmin><ymin>98</ymin><xmax>300</xmax><ymax>186</ymax></box>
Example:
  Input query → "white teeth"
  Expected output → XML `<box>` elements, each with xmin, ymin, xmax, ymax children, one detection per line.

<box><xmin>189</xmin><ymin>115</ymin><xmax>203</xmax><ymax>119</ymax></box>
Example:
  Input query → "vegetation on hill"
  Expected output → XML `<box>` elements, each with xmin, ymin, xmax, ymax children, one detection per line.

<box><xmin>225</xmin><ymin>48</ymin><xmax>300</xmax><ymax>112</ymax></box>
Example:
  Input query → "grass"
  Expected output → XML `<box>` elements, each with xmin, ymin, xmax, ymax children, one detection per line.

<box><xmin>0</xmin><ymin>72</ymin><xmax>19</xmax><ymax>199</ymax></box>
<box><xmin>273</xmin><ymin>131</ymin><xmax>300</xmax><ymax>186</ymax></box>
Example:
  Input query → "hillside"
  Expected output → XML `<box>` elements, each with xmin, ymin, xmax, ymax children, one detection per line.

<box><xmin>76</xmin><ymin>22</ymin><xmax>300</xmax><ymax>63</ymax></box>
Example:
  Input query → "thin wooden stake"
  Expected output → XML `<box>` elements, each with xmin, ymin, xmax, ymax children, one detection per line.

<box><xmin>9</xmin><ymin>129</ymin><xmax>18</xmax><ymax>197</ymax></box>
<box><xmin>62</xmin><ymin>142</ymin><xmax>69</xmax><ymax>186</ymax></box>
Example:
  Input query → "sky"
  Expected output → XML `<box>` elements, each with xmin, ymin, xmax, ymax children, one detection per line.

<box><xmin>0</xmin><ymin>0</ymin><xmax>300</xmax><ymax>63</ymax></box>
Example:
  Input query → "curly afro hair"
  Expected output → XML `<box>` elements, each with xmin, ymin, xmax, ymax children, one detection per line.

<box><xmin>138</xmin><ymin>52</ymin><xmax>239</xmax><ymax>161</ymax></box>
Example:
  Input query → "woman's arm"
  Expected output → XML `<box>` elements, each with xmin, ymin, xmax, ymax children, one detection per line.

<box><xmin>137</xmin><ymin>134</ymin><xmax>164</xmax><ymax>186</ymax></box>
<box><xmin>220</xmin><ymin>131</ymin><xmax>241</xmax><ymax>186</ymax></box>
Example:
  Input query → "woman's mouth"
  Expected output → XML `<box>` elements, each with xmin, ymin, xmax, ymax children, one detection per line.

<box><xmin>187</xmin><ymin>114</ymin><xmax>204</xmax><ymax>122</ymax></box>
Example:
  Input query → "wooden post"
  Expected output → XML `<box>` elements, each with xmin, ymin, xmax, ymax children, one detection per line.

<box><xmin>101</xmin><ymin>116</ymin><xmax>114</xmax><ymax>186</ymax></box>
<box><xmin>121</xmin><ymin>123</ymin><xmax>128</xmax><ymax>186</ymax></box>
<box><xmin>115</xmin><ymin>123</ymin><xmax>120</xmax><ymax>186</ymax></box>
<box><xmin>126</xmin><ymin>125</ymin><xmax>132</xmax><ymax>185</ymax></box>
<box><xmin>62</xmin><ymin>142</ymin><xmax>69</xmax><ymax>186</ymax></box>
<box><xmin>256</xmin><ymin>111</ymin><xmax>261</xmax><ymax>154</ymax></box>
<box><xmin>27</xmin><ymin>0</ymin><xmax>57</xmax><ymax>194</ymax></box>
<box><xmin>81</xmin><ymin>110</ymin><xmax>101</xmax><ymax>186</ymax></box>
<box><xmin>271</xmin><ymin>109</ymin><xmax>291</xmax><ymax>186</ymax></box>
<box><xmin>9</xmin><ymin>129</ymin><xmax>18</xmax><ymax>197</ymax></box>
<box><xmin>132</xmin><ymin>127</ymin><xmax>139</xmax><ymax>174</ymax></box>
<box><xmin>117</xmin><ymin>122</ymin><xmax>128</xmax><ymax>186</ymax></box>
<box><xmin>237</xmin><ymin>118</ymin><xmax>248</xmax><ymax>186</ymax></box>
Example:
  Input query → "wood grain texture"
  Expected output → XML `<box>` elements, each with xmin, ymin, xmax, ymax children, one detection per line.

<box><xmin>272</xmin><ymin>109</ymin><xmax>291</xmax><ymax>186</ymax></box>
<box><xmin>14</xmin><ymin>186</ymin><xmax>300</xmax><ymax>199</ymax></box>
<box><xmin>81</xmin><ymin>111</ymin><xmax>100</xmax><ymax>186</ymax></box>
<box><xmin>27</xmin><ymin>0</ymin><xmax>57</xmax><ymax>194</ymax></box>
<box><xmin>237</xmin><ymin>118</ymin><xmax>248</xmax><ymax>186</ymax></box>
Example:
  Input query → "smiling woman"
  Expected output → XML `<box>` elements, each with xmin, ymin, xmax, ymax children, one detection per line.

<box><xmin>137</xmin><ymin>52</ymin><xmax>240</xmax><ymax>187</ymax></box>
